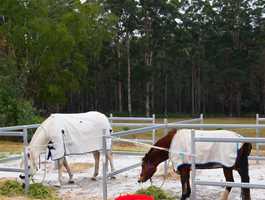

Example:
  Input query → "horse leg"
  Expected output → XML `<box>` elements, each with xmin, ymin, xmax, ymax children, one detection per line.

<box><xmin>236</xmin><ymin>143</ymin><xmax>251</xmax><ymax>200</ymax></box>
<box><xmin>106</xmin><ymin>150</ymin><xmax>116</xmax><ymax>179</ymax></box>
<box><xmin>91</xmin><ymin>151</ymin><xmax>100</xmax><ymax>181</ymax></box>
<box><xmin>220</xmin><ymin>167</ymin><xmax>234</xmax><ymax>200</ymax></box>
<box><xmin>57</xmin><ymin>158</ymin><xmax>64</xmax><ymax>185</ymax></box>
<box><xmin>62</xmin><ymin>157</ymin><xmax>74</xmax><ymax>184</ymax></box>
<box><xmin>237</xmin><ymin>158</ymin><xmax>251</xmax><ymax>200</ymax></box>
<box><xmin>179</xmin><ymin>167</ymin><xmax>191</xmax><ymax>200</ymax></box>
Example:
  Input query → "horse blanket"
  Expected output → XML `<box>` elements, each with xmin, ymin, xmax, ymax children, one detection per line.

<box><xmin>169</xmin><ymin>129</ymin><xmax>242</xmax><ymax>171</ymax></box>
<box><xmin>34</xmin><ymin>111</ymin><xmax>112</xmax><ymax>160</ymax></box>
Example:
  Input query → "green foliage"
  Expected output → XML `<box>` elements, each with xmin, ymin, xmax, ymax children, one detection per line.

<box><xmin>122</xmin><ymin>126</ymin><xmax>130</xmax><ymax>131</ymax></box>
<box><xmin>0</xmin><ymin>180</ymin><xmax>23</xmax><ymax>196</ymax></box>
<box><xmin>28</xmin><ymin>183</ymin><xmax>58</xmax><ymax>199</ymax></box>
<box><xmin>0</xmin><ymin>0</ymin><xmax>265</xmax><ymax>116</ymax></box>
<box><xmin>0</xmin><ymin>94</ymin><xmax>42</xmax><ymax>126</ymax></box>
<box><xmin>16</xmin><ymin>100</ymin><xmax>43</xmax><ymax>125</ymax></box>
<box><xmin>136</xmin><ymin>186</ymin><xmax>176</xmax><ymax>200</ymax></box>
<box><xmin>0</xmin><ymin>180</ymin><xmax>59</xmax><ymax>199</ymax></box>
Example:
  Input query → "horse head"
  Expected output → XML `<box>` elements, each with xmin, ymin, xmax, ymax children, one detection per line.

<box><xmin>20</xmin><ymin>126</ymin><xmax>50</xmax><ymax>179</ymax></box>
<box><xmin>138</xmin><ymin>150</ymin><xmax>158</xmax><ymax>183</ymax></box>
<box><xmin>138</xmin><ymin>129</ymin><xmax>177</xmax><ymax>183</ymax></box>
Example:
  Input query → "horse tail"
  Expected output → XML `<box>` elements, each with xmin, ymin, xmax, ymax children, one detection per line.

<box><xmin>242</xmin><ymin>143</ymin><xmax>252</xmax><ymax>157</ymax></box>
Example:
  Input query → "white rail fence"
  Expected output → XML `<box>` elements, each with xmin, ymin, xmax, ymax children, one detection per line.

<box><xmin>0</xmin><ymin>114</ymin><xmax>202</xmax><ymax>195</ymax></box>
<box><xmin>102</xmin><ymin>122</ymin><xmax>265</xmax><ymax>200</ymax></box>
<box><xmin>109</xmin><ymin>113</ymin><xmax>156</xmax><ymax>144</ymax></box>
<box><xmin>0</xmin><ymin>124</ymin><xmax>40</xmax><ymax>193</ymax></box>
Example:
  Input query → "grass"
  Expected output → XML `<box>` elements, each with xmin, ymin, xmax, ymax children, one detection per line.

<box><xmin>136</xmin><ymin>186</ymin><xmax>177</xmax><ymax>200</ymax></box>
<box><xmin>0</xmin><ymin>180</ymin><xmax>60</xmax><ymax>200</ymax></box>
<box><xmin>0</xmin><ymin>141</ymin><xmax>23</xmax><ymax>153</ymax></box>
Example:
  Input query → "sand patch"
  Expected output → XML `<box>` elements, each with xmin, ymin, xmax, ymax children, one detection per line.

<box><xmin>63</xmin><ymin>163</ymin><xmax>94</xmax><ymax>173</ymax></box>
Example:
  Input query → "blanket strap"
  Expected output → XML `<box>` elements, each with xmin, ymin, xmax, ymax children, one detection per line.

<box><xmin>47</xmin><ymin>141</ymin><xmax>55</xmax><ymax>160</ymax></box>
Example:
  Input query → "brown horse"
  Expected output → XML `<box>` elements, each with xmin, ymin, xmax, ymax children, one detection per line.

<box><xmin>138</xmin><ymin>129</ymin><xmax>252</xmax><ymax>200</ymax></box>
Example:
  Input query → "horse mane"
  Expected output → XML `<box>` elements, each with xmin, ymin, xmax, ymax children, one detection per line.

<box><xmin>142</xmin><ymin>128</ymin><xmax>177</xmax><ymax>162</ymax></box>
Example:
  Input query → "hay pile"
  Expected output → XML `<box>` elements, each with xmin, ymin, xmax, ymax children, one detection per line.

<box><xmin>0</xmin><ymin>180</ymin><xmax>59</xmax><ymax>200</ymax></box>
<box><xmin>136</xmin><ymin>186</ymin><xmax>177</xmax><ymax>200</ymax></box>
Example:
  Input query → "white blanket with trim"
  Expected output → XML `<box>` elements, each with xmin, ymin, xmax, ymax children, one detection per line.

<box><xmin>34</xmin><ymin>111</ymin><xmax>112</xmax><ymax>160</ymax></box>
<box><xmin>169</xmin><ymin>129</ymin><xmax>242</xmax><ymax>170</ymax></box>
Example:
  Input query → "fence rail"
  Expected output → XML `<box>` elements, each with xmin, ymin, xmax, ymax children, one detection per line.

<box><xmin>0</xmin><ymin>131</ymin><xmax>24</xmax><ymax>136</ymax></box>
<box><xmin>0</xmin><ymin>156</ymin><xmax>22</xmax><ymax>163</ymax></box>
<box><xmin>109</xmin><ymin>117</ymin><xmax>154</xmax><ymax>121</ymax></box>
<box><xmin>195</xmin><ymin>181</ymin><xmax>265</xmax><ymax>189</ymax></box>
<box><xmin>0</xmin><ymin>124</ymin><xmax>40</xmax><ymax>131</ymax></box>
<box><xmin>110</xmin><ymin>113</ymin><xmax>156</xmax><ymax>144</ymax></box>
<box><xmin>0</xmin><ymin>167</ymin><xmax>24</xmax><ymax>173</ymax></box>
<box><xmin>190</xmin><ymin>130</ymin><xmax>265</xmax><ymax>200</ymax></box>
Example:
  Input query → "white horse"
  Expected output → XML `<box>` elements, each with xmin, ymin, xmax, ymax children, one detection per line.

<box><xmin>27</xmin><ymin>111</ymin><xmax>115</xmax><ymax>185</ymax></box>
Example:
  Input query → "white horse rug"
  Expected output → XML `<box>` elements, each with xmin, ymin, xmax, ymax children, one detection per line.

<box><xmin>33</xmin><ymin>111</ymin><xmax>112</xmax><ymax>160</ymax></box>
<box><xmin>169</xmin><ymin>129</ymin><xmax>242</xmax><ymax>171</ymax></box>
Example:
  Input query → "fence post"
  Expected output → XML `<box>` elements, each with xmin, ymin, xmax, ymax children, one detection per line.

<box><xmin>23</xmin><ymin>128</ymin><xmax>30</xmax><ymax>194</ymax></box>
<box><xmin>256</xmin><ymin>114</ymin><xmax>260</xmax><ymax>164</ymax></box>
<box><xmin>191</xmin><ymin>129</ymin><xmax>196</xmax><ymax>200</ymax></box>
<box><xmin>163</xmin><ymin>118</ymin><xmax>168</xmax><ymax>177</ymax></box>
<box><xmin>152</xmin><ymin>114</ymin><xmax>156</xmax><ymax>144</ymax></box>
<box><xmin>200</xmin><ymin>114</ymin><xmax>203</xmax><ymax>130</ymax></box>
<box><xmin>102</xmin><ymin>129</ymin><xmax>108</xmax><ymax>200</ymax></box>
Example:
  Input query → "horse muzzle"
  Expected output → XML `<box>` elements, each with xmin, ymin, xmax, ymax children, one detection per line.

<box><xmin>138</xmin><ymin>176</ymin><xmax>149</xmax><ymax>183</ymax></box>
<box><xmin>138</xmin><ymin>177</ymin><xmax>144</xmax><ymax>183</ymax></box>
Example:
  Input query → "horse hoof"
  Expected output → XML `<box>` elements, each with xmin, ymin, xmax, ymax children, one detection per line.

<box><xmin>91</xmin><ymin>177</ymin><xmax>97</xmax><ymax>181</ymax></box>
<box><xmin>68</xmin><ymin>180</ymin><xmax>75</xmax><ymax>184</ymax></box>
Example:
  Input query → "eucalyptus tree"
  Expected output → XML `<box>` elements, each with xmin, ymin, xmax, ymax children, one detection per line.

<box><xmin>103</xmin><ymin>0</ymin><xmax>139</xmax><ymax>115</ymax></box>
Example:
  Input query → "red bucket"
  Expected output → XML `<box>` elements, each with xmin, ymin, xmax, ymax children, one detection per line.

<box><xmin>115</xmin><ymin>194</ymin><xmax>154</xmax><ymax>200</ymax></box>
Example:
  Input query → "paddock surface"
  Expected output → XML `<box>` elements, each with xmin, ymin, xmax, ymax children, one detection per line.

<box><xmin>0</xmin><ymin>154</ymin><xmax>264</xmax><ymax>200</ymax></box>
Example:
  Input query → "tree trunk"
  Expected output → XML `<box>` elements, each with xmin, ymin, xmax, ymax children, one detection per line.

<box><xmin>151</xmin><ymin>75</ymin><xmax>155</xmax><ymax>114</ymax></box>
<box><xmin>117</xmin><ymin>45</ymin><xmax>123</xmax><ymax>113</ymax></box>
<box><xmin>191</xmin><ymin>61</ymin><xmax>195</xmax><ymax>115</ymax></box>
<box><xmin>144</xmin><ymin>12</ymin><xmax>152</xmax><ymax>116</ymax></box>
<box><xmin>145</xmin><ymin>81</ymin><xmax>151</xmax><ymax>117</ymax></box>
<box><xmin>164</xmin><ymin>73</ymin><xmax>168</xmax><ymax>116</ymax></box>
<box><xmin>126</xmin><ymin>33</ymin><xmax>132</xmax><ymax>116</ymax></box>
<box><xmin>236</xmin><ymin>91</ymin><xmax>241</xmax><ymax>116</ymax></box>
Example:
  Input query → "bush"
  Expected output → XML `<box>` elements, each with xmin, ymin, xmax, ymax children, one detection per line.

<box><xmin>16</xmin><ymin>100</ymin><xmax>43</xmax><ymax>126</ymax></box>
<box><xmin>136</xmin><ymin>186</ymin><xmax>176</xmax><ymax>200</ymax></box>
<box><xmin>0</xmin><ymin>96</ymin><xmax>42</xmax><ymax>127</ymax></box>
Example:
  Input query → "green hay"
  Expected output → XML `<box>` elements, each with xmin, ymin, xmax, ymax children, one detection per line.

<box><xmin>136</xmin><ymin>186</ymin><xmax>177</xmax><ymax>200</ymax></box>
<box><xmin>0</xmin><ymin>180</ymin><xmax>24</xmax><ymax>196</ymax></box>
<box><xmin>0</xmin><ymin>180</ymin><xmax>59</xmax><ymax>199</ymax></box>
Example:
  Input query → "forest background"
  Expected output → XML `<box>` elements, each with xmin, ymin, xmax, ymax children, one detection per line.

<box><xmin>0</xmin><ymin>0</ymin><xmax>265</xmax><ymax>126</ymax></box>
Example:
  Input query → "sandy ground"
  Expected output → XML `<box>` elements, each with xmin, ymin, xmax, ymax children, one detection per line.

<box><xmin>0</xmin><ymin>153</ymin><xmax>265</xmax><ymax>200</ymax></box>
